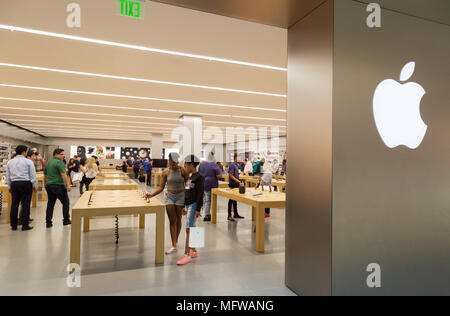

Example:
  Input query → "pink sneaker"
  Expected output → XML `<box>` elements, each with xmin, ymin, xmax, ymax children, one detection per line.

<box><xmin>190</xmin><ymin>250</ymin><xmax>199</xmax><ymax>259</ymax></box>
<box><xmin>177</xmin><ymin>254</ymin><xmax>192</xmax><ymax>265</ymax></box>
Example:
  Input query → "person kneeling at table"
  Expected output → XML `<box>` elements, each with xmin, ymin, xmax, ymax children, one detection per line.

<box><xmin>177</xmin><ymin>155</ymin><xmax>204</xmax><ymax>266</ymax></box>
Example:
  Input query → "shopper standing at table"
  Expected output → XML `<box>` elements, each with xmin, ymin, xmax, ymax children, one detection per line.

<box><xmin>146</xmin><ymin>153</ymin><xmax>189</xmax><ymax>255</ymax></box>
<box><xmin>6</xmin><ymin>145</ymin><xmax>37</xmax><ymax>231</ymax></box>
<box><xmin>145</xmin><ymin>158</ymin><xmax>153</xmax><ymax>186</ymax></box>
<box><xmin>244</xmin><ymin>159</ymin><xmax>253</xmax><ymax>176</ymax></box>
<box><xmin>44</xmin><ymin>148</ymin><xmax>71</xmax><ymax>228</ymax></box>
<box><xmin>121</xmin><ymin>160</ymin><xmax>128</xmax><ymax>173</ymax></box>
<box><xmin>18</xmin><ymin>150</ymin><xmax>37</xmax><ymax>225</ymax></box>
<box><xmin>67</xmin><ymin>158</ymin><xmax>75</xmax><ymax>187</ymax></box>
<box><xmin>126</xmin><ymin>157</ymin><xmax>133</xmax><ymax>168</ymax></box>
<box><xmin>84</xmin><ymin>157</ymin><xmax>98</xmax><ymax>192</ymax></box>
<box><xmin>177</xmin><ymin>155</ymin><xmax>204</xmax><ymax>266</ymax></box>
<box><xmin>228</xmin><ymin>154</ymin><xmax>244</xmax><ymax>222</ymax></box>
<box><xmin>79</xmin><ymin>157</ymin><xmax>87</xmax><ymax>196</ymax></box>
<box><xmin>92</xmin><ymin>156</ymin><xmax>102</xmax><ymax>176</ymax></box>
<box><xmin>133</xmin><ymin>158</ymin><xmax>142</xmax><ymax>179</ymax></box>
<box><xmin>199</xmin><ymin>152</ymin><xmax>222</xmax><ymax>222</ymax></box>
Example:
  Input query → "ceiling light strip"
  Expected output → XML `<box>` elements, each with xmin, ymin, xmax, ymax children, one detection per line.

<box><xmin>0</xmin><ymin>83</ymin><xmax>286</xmax><ymax>112</ymax></box>
<box><xmin>0</xmin><ymin>25</ymin><xmax>287</xmax><ymax>72</ymax></box>
<box><xmin>0</xmin><ymin>63</ymin><xmax>286</xmax><ymax>98</ymax></box>
<box><xmin>1</xmin><ymin>113</ymin><xmax>286</xmax><ymax>128</ymax></box>
<box><xmin>0</xmin><ymin>97</ymin><xmax>285</xmax><ymax>121</ymax></box>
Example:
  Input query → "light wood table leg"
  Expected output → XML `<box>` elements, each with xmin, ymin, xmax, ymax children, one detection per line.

<box><xmin>6</xmin><ymin>191</ymin><xmax>11</xmax><ymax>224</ymax></box>
<box><xmin>70</xmin><ymin>214</ymin><xmax>82</xmax><ymax>266</ymax></box>
<box><xmin>139</xmin><ymin>213</ymin><xmax>145</xmax><ymax>228</ymax></box>
<box><xmin>252</xmin><ymin>206</ymin><xmax>256</xmax><ymax>222</ymax></box>
<box><xmin>83</xmin><ymin>216</ymin><xmax>90</xmax><ymax>232</ymax></box>
<box><xmin>42</xmin><ymin>190</ymin><xmax>47</xmax><ymax>201</ymax></box>
<box><xmin>154</xmin><ymin>174</ymin><xmax>158</xmax><ymax>189</ymax></box>
<box><xmin>155</xmin><ymin>208</ymin><xmax>165</xmax><ymax>264</ymax></box>
<box><xmin>32</xmin><ymin>191</ymin><xmax>37</xmax><ymax>208</ymax></box>
<box><xmin>211</xmin><ymin>190</ymin><xmax>217</xmax><ymax>224</ymax></box>
<box><xmin>255</xmin><ymin>205</ymin><xmax>265</xmax><ymax>253</ymax></box>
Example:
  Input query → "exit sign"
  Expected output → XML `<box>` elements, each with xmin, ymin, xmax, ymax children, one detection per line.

<box><xmin>119</xmin><ymin>0</ymin><xmax>145</xmax><ymax>19</ymax></box>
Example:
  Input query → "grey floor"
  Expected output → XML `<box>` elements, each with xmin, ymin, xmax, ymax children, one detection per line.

<box><xmin>0</xmin><ymin>178</ymin><xmax>295</xmax><ymax>296</ymax></box>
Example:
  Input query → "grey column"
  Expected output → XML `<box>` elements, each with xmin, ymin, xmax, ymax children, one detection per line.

<box><xmin>151</xmin><ymin>133</ymin><xmax>163</xmax><ymax>159</ymax></box>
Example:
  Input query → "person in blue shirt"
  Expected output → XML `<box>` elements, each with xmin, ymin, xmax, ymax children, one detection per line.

<box><xmin>126</xmin><ymin>157</ymin><xmax>133</xmax><ymax>168</ymax></box>
<box><xmin>227</xmin><ymin>154</ymin><xmax>244</xmax><ymax>222</ymax></box>
<box><xmin>6</xmin><ymin>145</ymin><xmax>37</xmax><ymax>231</ymax></box>
<box><xmin>143</xmin><ymin>158</ymin><xmax>153</xmax><ymax>186</ymax></box>
<box><xmin>198</xmin><ymin>152</ymin><xmax>223</xmax><ymax>222</ymax></box>
<box><xmin>133</xmin><ymin>158</ymin><xmax>142</xmax><ymax>179</ymax></box>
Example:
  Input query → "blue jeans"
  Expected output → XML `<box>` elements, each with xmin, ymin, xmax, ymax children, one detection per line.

<box><xmin>186</xmin><ymin>203</ymin><xmax>198</xmax><ymax>228</ymax></box>
<box><xmin>203</xmin><ymin>191</ymin><xmax>211</xmax><ymax>216</ymax></box>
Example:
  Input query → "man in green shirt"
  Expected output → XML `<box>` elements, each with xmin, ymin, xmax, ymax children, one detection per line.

<box><xmin>44</xmin><ymin>148</ymin><xmax>71</xmax><ymax>228</ymax></box>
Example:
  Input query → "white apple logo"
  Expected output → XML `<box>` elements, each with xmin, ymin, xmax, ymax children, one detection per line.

<box><xmin>373</xmin><ymin>62</ymin><xmax>427</xmax><ymax>149</ymax></box>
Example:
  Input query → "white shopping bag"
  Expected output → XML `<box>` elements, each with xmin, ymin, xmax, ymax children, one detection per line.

<box><xmin>189</xmin><ymin>227</ymin><xmax>205</xmax><ymax>248</ymax></box>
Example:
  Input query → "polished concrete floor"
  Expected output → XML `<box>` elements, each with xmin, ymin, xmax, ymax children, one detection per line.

<box><xmin>0</xmin><ymin>179</ymin><xmax>295</xmax><ymax>296</ymax></box>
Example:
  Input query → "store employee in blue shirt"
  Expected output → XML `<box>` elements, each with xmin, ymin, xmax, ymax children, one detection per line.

<box><xmin>6</xmin><ymin>145</ymin><xmax>37</xmax><ymax>231</ymax></box>
<box><xmin>227</xmin><ymin>154</ymin><xmax>244</xmax><ymax>222</ymax></box>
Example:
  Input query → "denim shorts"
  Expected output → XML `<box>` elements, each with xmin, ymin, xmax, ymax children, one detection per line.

<box><xmin>165</xmin><ymin>191</ymin><xmax>185</xmax><ymax>206</ymax></box>
<box><xmin>186</xmin><ymin>203</ymin><xmax>198</xmax><ymax>229</ymax></box>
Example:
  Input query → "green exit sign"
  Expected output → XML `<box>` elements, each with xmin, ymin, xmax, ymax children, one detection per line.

<box><xmin>119</xmin><ymin>0</ymin><xmax>144</xmax><ymax>19</ymax></box>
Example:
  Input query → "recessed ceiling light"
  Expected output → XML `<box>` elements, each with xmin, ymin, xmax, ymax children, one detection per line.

<box><xmin>0</xmin><ymin>83</ymin><xmax>286</xmax><ymax>112</ymax></box>
<box><xmin>0</xmin><ymin>24</ymin><xmax>287</xmax><ymax>72</ymax></box>
<box><xmin>0</xmin><ymin>63</ymin><xmax>286</xmax><ymax>98</ymax></box>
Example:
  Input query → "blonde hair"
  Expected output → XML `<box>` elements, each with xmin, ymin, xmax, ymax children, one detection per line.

<box><xmin>86</xmin><ymin>157</ymin><xmax>96</xmax><ymax>169</ymax></box>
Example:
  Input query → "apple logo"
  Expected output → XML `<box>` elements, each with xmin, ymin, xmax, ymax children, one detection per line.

<box><xmin>373</xmin><ymin>62</ymin><xmax>427</xmax><ymax>149</ymax></box>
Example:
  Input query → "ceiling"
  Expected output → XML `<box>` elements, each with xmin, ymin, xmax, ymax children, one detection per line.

<box><xmin>0</xmin><ymin>0</ymin><xmax>287</xmax><ymax>143</ymax></box>
<box><xmin>152</xmin><ymin>0</ymin><xmax>328</xmax><ymax>28</ymax></box>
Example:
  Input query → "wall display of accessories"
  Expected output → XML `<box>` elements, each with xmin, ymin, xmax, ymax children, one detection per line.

<box><xmin>0</xmin><ymin>143</ymin><xmax>11</xmax><ymax>174</ymax></box>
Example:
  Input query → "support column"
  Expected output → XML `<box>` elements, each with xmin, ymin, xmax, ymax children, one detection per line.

<box><xmin>151</xmin><ymin>133</ymin><xmax>163</xmax><ymax>159</ymax></box>
<box><xmin>179</xmin><ymin>115</ymin><xmax>202</xmax><ymax>159</ymax></box>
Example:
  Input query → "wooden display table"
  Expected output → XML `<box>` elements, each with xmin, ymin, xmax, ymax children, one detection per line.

<box><xmin>89</xmin><ymin>179</ymin><xmax>138</xmax><ymax>191</ymax></box>
<box><xmin>96</xmin><ymin>174</ymin><xmax>129</xmax><ymax>180</ymax></box>
<box><xmin>273</xmin><ymin>174</ymin><xmax>286</xmax><ymax>180</ymax></box>
<box><xmin>151</xmin><ymin>171</ymin><xmax>163</xmax><ymax>189</ymax></box>
<box><xmin>0</xmin><ymin>181</ymin><xmax>11</xmax><ymax>223</ymax></box>
<box><xmin>70</xmin><ymin>190</ymin><xmax>165</xmax><ymax>266</ymax></box>
<box><xmin>36</xmin><ymin>174</ymin><xmax>47</xmax><ymax>202</ymax></box>
<box><xmin>211</xmin><ymin>188</ymin><xmax>286</xmax><ymax>253</ymax></box>
<box><xmin>240</xmin><ymin>175</ymin><xmax>259</xmax><ymax>187</ymax></box>
<box><xmin>85</xmin><ymin>179</ymin><xmax>139</xmax><ymax>232</ymax></box>
<box><xmin>100</xmin><ymin>169</ymin><xmax>126</xmax><ymax>174</ymax></box>
<box><xmin>218</xmin><ymin>181</ymin><xmax>228</xmax><ymax>188</ymax></box>
<box><xmin>100</xmin><ymin>166</ymin><xmax>117</xmax><ymax>170</ymax></box>
<box><xmin>272</xmin><ymin>180</ymin><xmax>286</xmax><ymax>191</ymax></box>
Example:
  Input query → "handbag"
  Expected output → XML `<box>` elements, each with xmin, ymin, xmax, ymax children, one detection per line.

<box><xmin>72</xmin><ymin>172</ymin><xmax>83</xmax><ymax>183</ymax></box>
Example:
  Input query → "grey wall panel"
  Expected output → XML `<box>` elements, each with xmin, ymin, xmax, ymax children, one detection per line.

<box><xmin>333</xmin><ymin>0</ymin><xmax>450</xmax><ymax>295</ymax></box>
<box><xmin>356</xmin><ymin>0</ymin><xmax>450</xmax><ymax>26</ymax></box>
<box><xmin>286</xmin><ymin>0</ymin><xmax>333</xmax><ymax>296</ymax></box>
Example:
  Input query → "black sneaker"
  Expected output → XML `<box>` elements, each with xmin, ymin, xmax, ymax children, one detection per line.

<box><xmin>22</xmin><ymin>226</ymin><xmax>33</xmax><ymax>231</ymax></box>
<box><xmin>11</xmin><ymin>226</ymin><xmax>17</xmax><ymax>231</ymax></box>
<box><xmin>46</xmin><ymin>223</ymin><xmax>53</xmax><ymax>228</ymax></box>
<box><xmin>63</xmin><ymin>220</ymin><xmax>72</xmax><ymax>226</ymax></box>
<box><xmin>203</xmin><ymin>215</ymin><xmax>211</xmax><ymax>222</ymax></box>
<box><xmin>234</xmin><ymin>214</ymin><xmax>245</xmax><ymax>219</ymax></box>
<box><xmin>227</xmin><ymin>216</ymin><xmax>235</xmax><ymax>222</ymax></box>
